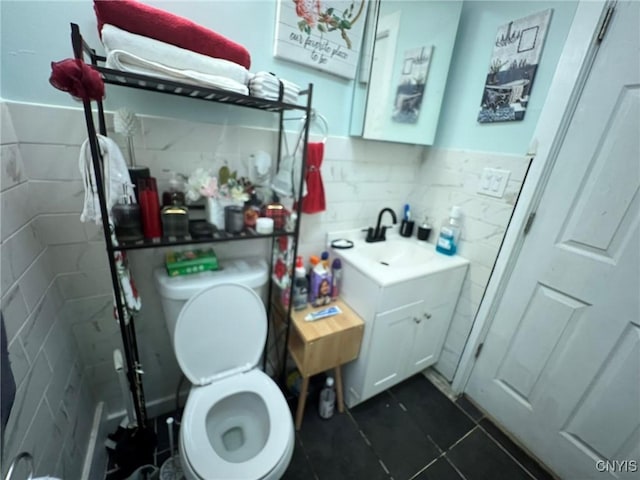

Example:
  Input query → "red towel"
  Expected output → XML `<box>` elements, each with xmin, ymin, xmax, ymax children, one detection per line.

<box><xmin>50</xmin><ymin>58</ymin><xmax>105</xmax><ymax>101</ymax></box>
<box><xmin>302</xmin><ymin>142</ymin><xmax>326</xmax><ymax>214</ymax></box>
<box><xmin>94</xmin><ymin>0</ymin><xmax>251</xmax><ymax>69</ymax></box>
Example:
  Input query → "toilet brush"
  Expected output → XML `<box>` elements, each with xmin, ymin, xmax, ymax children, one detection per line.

<box><xmin>114</xmin><ymin>108</ymin><xmax>150</xmax><ymax>202</ymax></box>
<box><xmin>160</xmin><ymin>417</ymin><xmax>184</xmax><ymax>480</ymax></box>
<box><xmin>114</xmin><ymin>108</ymin><xmax>140</xmax><ymax>167</ymax></box>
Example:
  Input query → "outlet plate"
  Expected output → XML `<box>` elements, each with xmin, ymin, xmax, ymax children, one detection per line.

<box><xmin>478</xmin><ymin>167</ymin><xmax>510</xmax><ymax>198</ymax></box>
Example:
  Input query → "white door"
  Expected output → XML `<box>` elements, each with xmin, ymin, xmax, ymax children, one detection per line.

<box><xmin>467</xmin><ymin>3</ymin><xmax>640</xmax><ymax>479</ymax></box>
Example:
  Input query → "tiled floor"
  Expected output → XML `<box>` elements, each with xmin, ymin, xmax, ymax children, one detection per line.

<box><xmin>106</xmin><ymin>374</ymin><xmax>556</xmax><ymax>480</ymax></box>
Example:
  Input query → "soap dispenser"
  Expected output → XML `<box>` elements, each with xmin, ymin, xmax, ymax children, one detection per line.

<box><xmin>436</xmin><ymin>206</ymin><xmax>462</xmax><ymax>255</ymax></box>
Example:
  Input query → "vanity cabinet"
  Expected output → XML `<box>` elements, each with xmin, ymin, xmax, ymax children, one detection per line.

<box><xmin>338</xmin><ymin>259</ymin><xmax>467</xmax><ymax>407</ymax></box>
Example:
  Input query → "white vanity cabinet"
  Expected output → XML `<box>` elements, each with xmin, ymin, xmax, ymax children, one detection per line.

<box><xmin>337</xmin><ymin>256</ymin><xmax>468</xmax><ymax>407</ymax></box>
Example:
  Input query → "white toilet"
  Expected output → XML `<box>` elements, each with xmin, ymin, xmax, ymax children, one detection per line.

<box><xmin>154</xmin><ymin>258</ymin><xmax>295</xmax><ymax>480</ymax></box>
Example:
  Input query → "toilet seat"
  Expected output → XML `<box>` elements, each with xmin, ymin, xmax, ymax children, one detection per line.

<box><xmin>180</xmin><ymin>369</ymin><xmax>293</xmax><ymax>480</ymax></box>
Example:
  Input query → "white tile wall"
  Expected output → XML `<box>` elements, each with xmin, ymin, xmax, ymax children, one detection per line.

<box><xmin>35</xmin><ymin>213</ymin><xmax>89</xmax><ymax>245</ymax></box>
<box><xmin>1</xmin><ymin>102</ymin><xmax>95</xmax><ymax>479</ymax></box>
<box><xmin>0</xmin><ymin>144</ymin><xmax>25</xmax><ymax>191</ymax></box>
<box><xmin>409</xmin><ymin>148</ymin><xmax>530</xmax><ymax>380</ymax></box>
<box><xmin>0</xmin><ymin>183</ymin><xmax>34</xmax><ymax>242</ymax></box>
<box><xmin>2</xmin><ymin>101</ymin><xmax>529</xmax><ymax>457</ymax></box>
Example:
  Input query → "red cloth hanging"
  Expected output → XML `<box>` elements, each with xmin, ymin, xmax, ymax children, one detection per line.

<box><xmin>301</xmin><ymin>142</ymin><xmax>326</xmax><ymax>214</ymax></box>
<box><xmin>49</xmin><ymin>58</ymin><xmax>105</xmax><ymax>101</ymax></box>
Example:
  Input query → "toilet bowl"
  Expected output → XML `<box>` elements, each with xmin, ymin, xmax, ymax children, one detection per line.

<box><xmin>178</xmin><ymin>370</ymin><xmax>294</xmax><ymax>480</ymax></box>
<box><xmin>154</xmin><ymin>263</ymin><xmax>294</xmax><ymax>480</ymax></box>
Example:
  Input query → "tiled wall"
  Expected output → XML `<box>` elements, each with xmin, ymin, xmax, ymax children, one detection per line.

<box><xmin>409</xmin><ymin>148</ymin><xmax>530</xmax><ymax>380</ymax></box>
<box><xmin>2</xmin><ymin>100</ymin><xmax>528</xmax><ymax>444</ymax></box>
<box><xmin>2</xmin><ymin>101</ymin><xmax>424</xmax><ymax>422</ymax></box>
<box><xmin>1</xmin><ymin>103</ymin><xmax>96</xmax><ymax>479</ymax></box>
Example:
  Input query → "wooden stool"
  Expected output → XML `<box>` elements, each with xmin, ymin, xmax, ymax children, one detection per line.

<box><xmin>287</xmin><ymin>299</ymin><xmax>364</xmax><ymax>430</ymax></box>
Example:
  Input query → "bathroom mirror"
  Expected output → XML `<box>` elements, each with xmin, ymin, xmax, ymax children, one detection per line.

<box><xmin>351</xmin><ymin>0</ymin><xmax>463</xmax><ymax>145</ymax></box>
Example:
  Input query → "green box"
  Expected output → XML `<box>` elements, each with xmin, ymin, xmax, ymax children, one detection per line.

<box><xmin>165</xmin><ymin>248</ymin><xmax>219</xmax><ymax>276</ymax></box>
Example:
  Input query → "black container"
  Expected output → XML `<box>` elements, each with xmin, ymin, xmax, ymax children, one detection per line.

<box><xmin>112</xmin><ymin>203</ymin><xmax>143</xmax><ymax>242</ymax></box>
<box><xmin>417</xmin><ymin>225</ymin><xmax>432</xmax><ymax>241</ymax></box>
<box><xmin>225</xmin><ymin>205</ymin><xmax>245</xmax><ymax>234</ymax></box>
<box><xmin>128</xmin><ymin>166</ymin><xmax>150</xmax><ymax>203</ymax></box>
<box><xmin>400</xmin><ymin>220</ymin><xmax>415</xmax><ymax>237</ymax></box>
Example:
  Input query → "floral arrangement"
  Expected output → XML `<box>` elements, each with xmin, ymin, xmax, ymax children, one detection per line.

<box><xmin>185</xmin><ymin>167</ymin><xmax>251</xmax><ymax>203</ymax></box>
<box><xmin>294</xmin><ymin>0</ymin><xmax>365</xmax><ymax>49</ymax></box>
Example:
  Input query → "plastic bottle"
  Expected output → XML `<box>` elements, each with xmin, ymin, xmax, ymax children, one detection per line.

<box><xmin>321</xmin><ymin>251</ymin><xmax>330</xmax><ymax>269</ymax></box>
<box><xmin>436</xmin><ymin>206</ymin><xmax>462</xmax><ymax>256</ymax></box>
<box><xmin>162</xmin><ymin>171</ymin><xmax>186</xmax><ymax>206</ymax></box>
<box><xmin>318</xmin><ymin>376</ymin><xmax>336</xmax><ymax>419</ymax></box>
<box><xmin>309</xmin><ymin>255</ymin><xmax>320</xmax><ymax>268</ymax></box>
<box><xmin>331</xmin><ymin>258</ymin><xmax>342</xmax><ymax>301</ymax></box>
<box><xmin>292</xmin><ymin>256</ymin><xmax>309</xmax><ymax>311</ymax></box>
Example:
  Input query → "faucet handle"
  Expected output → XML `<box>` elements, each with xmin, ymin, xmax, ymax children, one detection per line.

<box><xmin>364</xmin><ymin>227</ymin><xmax>376</xmax><ymax>242</ymax></box>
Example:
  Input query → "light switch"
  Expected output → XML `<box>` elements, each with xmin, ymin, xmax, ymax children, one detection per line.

<box><xmin>478</xmin><ymin>168</ymin><xmax>510</xmax><ymax>198</ymax></box>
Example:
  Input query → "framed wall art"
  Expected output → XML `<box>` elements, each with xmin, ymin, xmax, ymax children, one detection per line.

<box><xmin>274</xmin><ymin>0</ymin><xmax>368</xmax><ymax>79</ymax></box>
<box><xmin>478</xmin><ymin>9</ymin><xmax>552</xmax><ymax>123</ymax></box>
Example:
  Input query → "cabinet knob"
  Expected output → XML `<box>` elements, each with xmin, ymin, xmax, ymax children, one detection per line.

<box><xmin>423</xmin><ymin>313</ymin><xmax>432</xmax><ymax>320</ymax></box>
<box><xmin>413</xmin><ymin>317</ymin><xmax>421</xmax><ymax>324</ymax></box>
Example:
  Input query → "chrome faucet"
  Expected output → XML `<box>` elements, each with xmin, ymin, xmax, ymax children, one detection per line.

<box><xmin>365</xmin><ymin>208</ymin><xmax>398</xmax><ymax>242</ymax></box>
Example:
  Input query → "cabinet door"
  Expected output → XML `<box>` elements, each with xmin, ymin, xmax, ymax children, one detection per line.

<box><xmin>364</xmin><ymin>301</ymin><xmax>424</xmax><ymax>399</ymax></box>
<box><xmin>406</xmin><ymin>301</ymin><xmax>457</xmax><ymax>376</ymax></box>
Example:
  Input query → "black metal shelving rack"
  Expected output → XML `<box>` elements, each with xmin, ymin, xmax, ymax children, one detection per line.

<box><xmin>70</xmin><ymin>23</ymin><xmax>312</xmax><ymax>432</ymax></box>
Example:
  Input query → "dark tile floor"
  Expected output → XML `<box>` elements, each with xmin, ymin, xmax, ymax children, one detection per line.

<box><xmin>107</xmin><ymin>374</ymin><xmax>556</xmax><ymax>480</ymax></box>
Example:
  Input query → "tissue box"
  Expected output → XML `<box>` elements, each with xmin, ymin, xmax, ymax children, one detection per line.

<box><xmin>165</xmin><ymin>248</ymin><xmax>219</xmax><ymax>276</ymax></box>
<box><xmin>309</xmin><ymin>269</ymin><xmax>332</xmax><ymax>307</ymax></box>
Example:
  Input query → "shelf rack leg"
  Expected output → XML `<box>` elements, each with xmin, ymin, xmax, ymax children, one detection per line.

<box><xmin>71</xmin><ymin>23</ymin><xmax>149</xmax><ymax>432</ymax></box>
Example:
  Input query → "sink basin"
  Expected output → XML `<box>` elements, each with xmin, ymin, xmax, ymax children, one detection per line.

<box><xmin>356</xmin><ymin>239</ymin><xmax>438</xmax><ymax>268</ymax></box>
<box><xmin>329</xmin><ymin>231</ymin><xmax>468</xmax><ymax>286</ymax></box>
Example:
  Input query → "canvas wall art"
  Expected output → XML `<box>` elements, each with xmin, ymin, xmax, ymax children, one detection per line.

<box><xmin>478</xmin><ymin>9</ymin><xmax>552</xmax><ymax>123</ymax></box>
<box><xmin>274</xmin><ymin>0</ymin><xmax>368</xmax><ymax>79</ymax></box>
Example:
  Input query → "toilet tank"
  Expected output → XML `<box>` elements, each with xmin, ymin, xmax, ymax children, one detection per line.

<box><xmin>154</xmin><ymin>256</ymin><xmax>269</xmax><ymax>342</ymax></box>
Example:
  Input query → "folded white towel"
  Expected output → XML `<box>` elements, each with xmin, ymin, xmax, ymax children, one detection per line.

<box><xmin>249</xmin><ymin>71</ymin><xmax>300</xmax><ymax>103</ymax></box>
<box><xmin>101</xmin><ymin>24</ymin><xmax>250</xmax><ymax>87</ymax></box>
<box><xmin>106</xmin><ymin>49</ymin><xmax>249</xmax><ymax>95</ymax></box>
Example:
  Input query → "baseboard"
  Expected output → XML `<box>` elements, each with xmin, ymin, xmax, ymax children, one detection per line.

<box><xmin>422</xmin><ymin>368</ymin><xmax>458</xmax><ymax>401</ymax></box>
<box><xmin>105</xmin><ymin>388</ymin><xmax>190</xmax><ymax>432</ymax></box>
<box><xmin>81</xmin><ymin>401</ymin><xmax>108</xmax><ymax>480</ymax></box>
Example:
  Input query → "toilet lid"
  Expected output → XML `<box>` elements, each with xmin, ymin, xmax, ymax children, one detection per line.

<box><xmin>174</xmin><ymin>283</ymin><xmax>266</xmax><ymax>385</ymax></box>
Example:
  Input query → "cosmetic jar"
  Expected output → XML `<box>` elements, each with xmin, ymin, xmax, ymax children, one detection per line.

<box><xmin>256</xmin><ymin>217</ymin><xmax>274</xmax><ymax>234</ymax></box>
<box><xmin>224</xmin><ymin>205</ymin><xmax>245</xmax><ymax>234</ymax></box>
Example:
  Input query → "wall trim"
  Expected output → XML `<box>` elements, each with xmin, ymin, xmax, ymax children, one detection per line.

<box><xmin>452</xmin><ymin>0</ymin><xmax>611</xmax><ymax>393</ymax></box>
<box><xmin>81</xmin><ymin>401</ymin><xmax>107</xmax><ymax>480</ymax></box>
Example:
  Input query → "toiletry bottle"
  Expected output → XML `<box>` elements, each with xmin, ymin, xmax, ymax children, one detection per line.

<box><xmin>318</xmin><ymin>376</ymin><xmax>336</xmax><ymax>419</ymax></box>
<box><xmin>161</xmin><ymin>199</ymin><xmax>189</xmax><ymax>237</ymax></box>
<box><xmin>162</xmin><ymin>171</ymin><xmax>186</xmax><ymax>206</ymax></box>
<box><xmin>321</xmin><ymin>251</ymin><xmax>330</xmax><ymax>269</ymax></box>
<box><xmin>292</xmin><ymin>256</ymin><xmax>309</xmax><ymax>311</ymax></box>
<box><xmin>331</xmin><ymin>258</ymin><xmax>342</xmax><ymax>301</ymax></box>
<box><xmin>309</xmin><ymin>255</ymin><xmax>320</xmax><ymax>268</ymax></box>
<box><xmin>138</xmin><ymin>177</ymin><xmax>162</xmax><ymax>239</ymax></box>
<box><xmin>112</xmin><ymin>185</ymin><xmax>143</xmax><ymax>242</ymax></box>
<box><xmin>436</xmin><ymin>206</ymin><xmax>462</xmax><ymax>256</ymax></box>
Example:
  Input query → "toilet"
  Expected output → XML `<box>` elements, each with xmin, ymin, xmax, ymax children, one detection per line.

<box><xmin>154</xmin><ymin>258</ymin><xmax>295</xmax><ymax>480</ymax></box>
